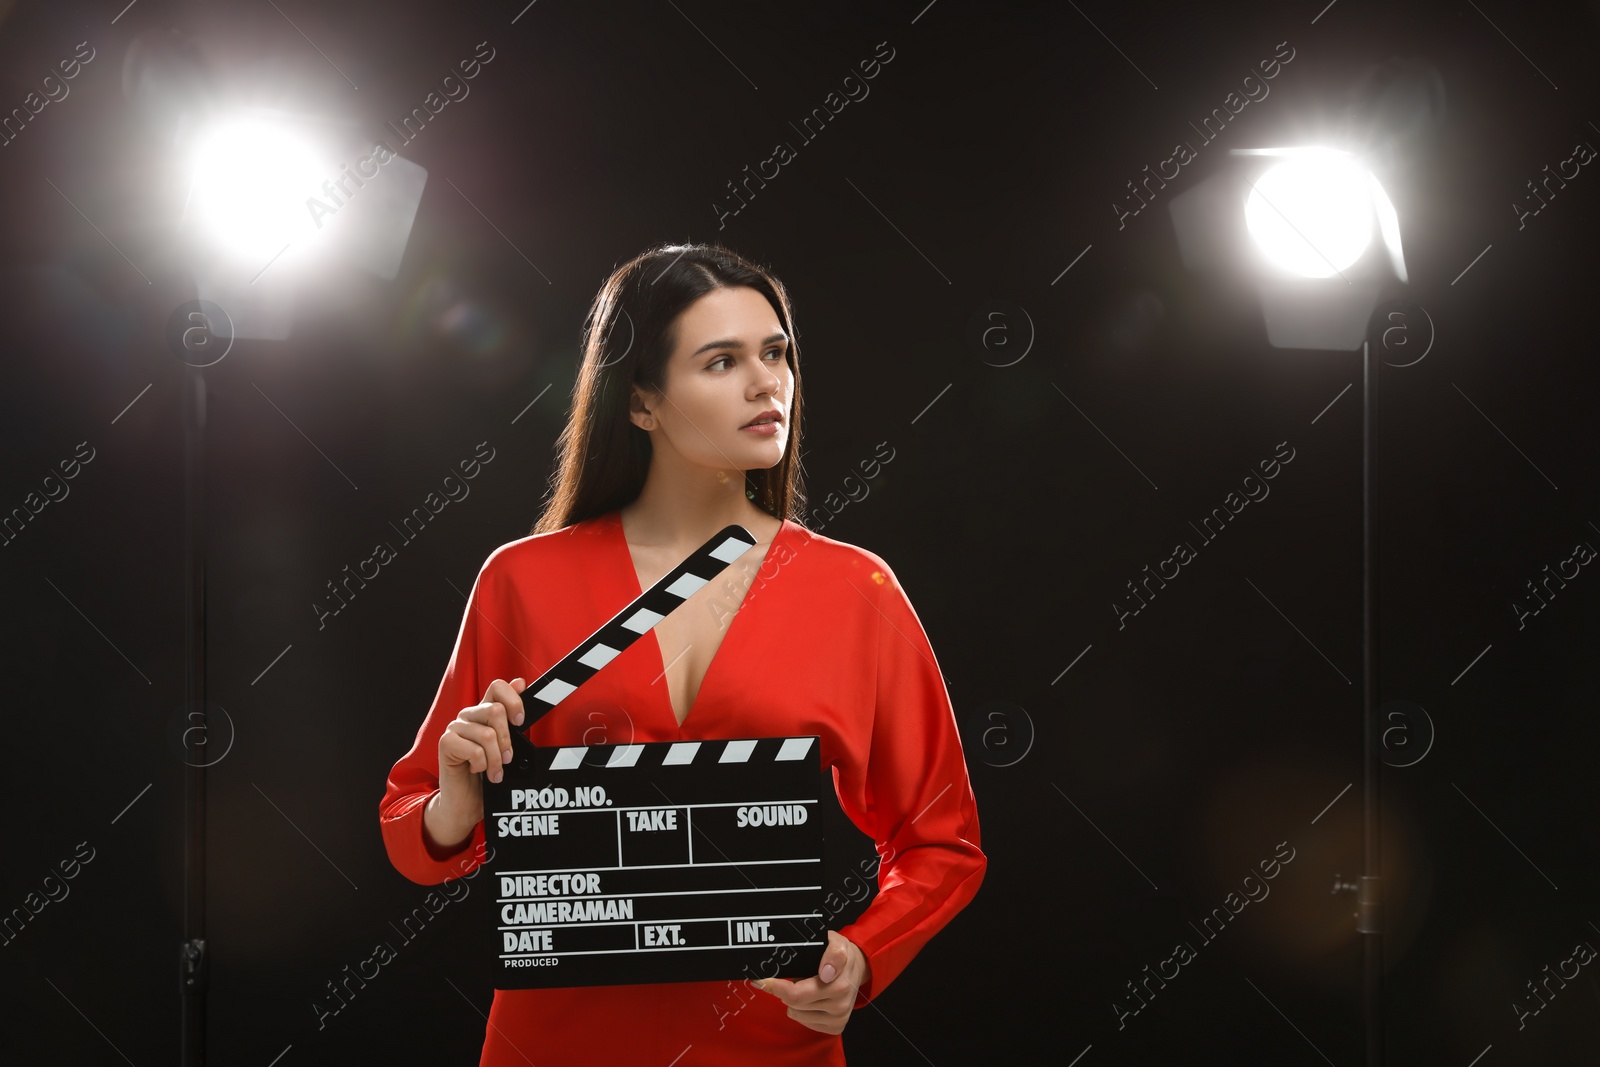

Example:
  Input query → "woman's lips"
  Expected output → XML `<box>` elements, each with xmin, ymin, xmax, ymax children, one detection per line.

<box><xmin>739</xmin><ymin>420</ymin><xmax>781</xmax><ymax>436</ymax></box>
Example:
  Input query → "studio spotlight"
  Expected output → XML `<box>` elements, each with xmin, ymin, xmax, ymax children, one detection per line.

<box><xmin>1169</xmin><ymin>145</ymin><xmax>1409</xmax><ymax>350</ymax></box>
<box><xmin>1237</xmin><ymin>146</ymin><xmax>1407</xmax><ymax>285</ymax></box>
<box><xmin>1245</xmin><ymin>149</ymin><xmax>1373</xmax><ymax>277</ymax></box>
<box><xmin>171</xmin><ymin>106</ymin><xmax>427</xmax><ymax>339</ymax></box>
<box><xmin>1169</xmin><ymin>125</ymin><xmax>1426</xmax><ymax>1067</ymax></box>
<box><xmin>184</xmin><ymin>113</ymin><xmax>326</xmax><ymax>266</ymax></box>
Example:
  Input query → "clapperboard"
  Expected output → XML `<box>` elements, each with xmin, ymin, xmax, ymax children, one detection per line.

<box><xmin>481</xmin><ymin>523</ymin><xmax>828</xmax><ymax>989</ymax></box>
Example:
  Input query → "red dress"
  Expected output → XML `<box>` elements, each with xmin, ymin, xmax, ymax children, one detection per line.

<box><xmin>378</xmin><ymin>510</ymin><xmax>987</xmax><ymax>1065</ymax></box>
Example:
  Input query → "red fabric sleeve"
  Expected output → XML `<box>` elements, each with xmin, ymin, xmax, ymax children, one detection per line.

<box><xmin>378</xmin><ymin>552</ymin><xmax>499</xmax><ymax>885</ymax></box>
<box><xmin>835</xmin><ymin>557</ymin><xmax>987</xmax><ymax>1008</ymax></box>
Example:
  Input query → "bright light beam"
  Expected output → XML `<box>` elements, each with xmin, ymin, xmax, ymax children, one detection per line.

<box><xmin>185</xmin><ymin>115</ymin><xmax>326</xmax><ymax>265</ymax></box>
<box><xmin>1244</xmin><ymin>149</ymin><xmax>1376</xmax><ymax>279</ymax></box>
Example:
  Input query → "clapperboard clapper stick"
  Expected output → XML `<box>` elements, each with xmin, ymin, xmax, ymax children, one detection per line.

<box><xmin>479</xmin><ymin>523</ymin><xmax>828</xmax><ymax>990</ymax></box>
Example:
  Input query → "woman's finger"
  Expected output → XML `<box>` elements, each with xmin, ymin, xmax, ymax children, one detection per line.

<box><xmin>440</xmin><ymin>728</ymin><xmax>487</xmax><ymax>775</ymax></box>
<box><xmin>752</xmin><ymin>976</ymin><xmax>796</xmax><ymax>1003</ymax></box>
<box><xmin>444</xmin><ymin>720</ymin><xmax>504</xmax><ymax>778</ymax></box>
<box><xmin>463</xmin><ymin>702</ymin><xmax>513</xmax><ymax>767</ymax></box>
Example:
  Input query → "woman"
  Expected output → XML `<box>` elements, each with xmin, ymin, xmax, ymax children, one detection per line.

<box><xmin>379</xmin><ymin>243</ymin><xmax>986</xmax><ymax>1065</ymax></box>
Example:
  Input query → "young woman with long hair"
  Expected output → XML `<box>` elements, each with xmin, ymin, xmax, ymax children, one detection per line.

<box><xmin>379</xmin><ymin>242</ymin><xmax>985</xmax><ymax>1065</ymax></box>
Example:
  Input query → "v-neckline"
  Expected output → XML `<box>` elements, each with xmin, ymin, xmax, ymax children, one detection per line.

<box><xmin>608</xmin><ymin>510</ymin><xmax>788</xmax><ymax>731</ymax></box>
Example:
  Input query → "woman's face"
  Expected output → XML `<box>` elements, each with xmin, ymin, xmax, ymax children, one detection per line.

<box><xmin>631</xmin><ymin>285</ymin><xmax>793</xmax><ymax>472</ymax></box>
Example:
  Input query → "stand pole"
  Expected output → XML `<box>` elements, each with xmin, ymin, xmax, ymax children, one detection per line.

<box><xmin>1360</xmin><ymin>339</ymin><xmax>1384</xmax><ymax>1066</ymax></box>
<box><xmin>181</xmin><ymin>369</ymin><xmax>209</xmax><ymax>1065</ymax></box>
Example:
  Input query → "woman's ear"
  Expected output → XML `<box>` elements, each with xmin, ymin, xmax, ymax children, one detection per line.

<box><xmin>627</xmin><ymin>384</ymin><xmax>656</xmax><ymax>430</ymax></box>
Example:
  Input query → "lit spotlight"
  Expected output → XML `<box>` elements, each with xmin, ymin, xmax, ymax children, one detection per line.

<box><xmin>184</xmin><ymin>113</ymin><xmax>326</xmax><ymax>265</ymax></box>
<box><xmin>1169</xmin><ymin>145</ymin><xmax>1409</xmax><ymax>349</ymax></box>
<box><xmin>1244</xmin><ymin>148</ymin><xmax>1376</xmax><ymax>278</ymax></box>
<box><xmin>174</xmin><ymin>107</ymin><xmax>429</xmax><ymax>340</ymax></box>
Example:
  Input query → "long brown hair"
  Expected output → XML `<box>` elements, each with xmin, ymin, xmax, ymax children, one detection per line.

<box><xmin>530</xmin><ymin>243</ymin><xmax>809</xmax><ymax>535</ymax></box>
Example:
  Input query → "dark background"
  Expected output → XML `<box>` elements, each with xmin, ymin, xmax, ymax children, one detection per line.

<box><xmin>2</xmin><ymin>0</ymin><xmax>1598</xmax><ymax>1063</ymax></box>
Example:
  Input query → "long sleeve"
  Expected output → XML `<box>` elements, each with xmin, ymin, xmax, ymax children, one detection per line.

<box><xmin>378</xmin><ymin>552</ymin><xmax>500</xmax><ymax>885</ymax></box>
<box><xmin>834</xmin><ymin>557</ymin><xmax>987</xmax><ymax>1007</ymax></box>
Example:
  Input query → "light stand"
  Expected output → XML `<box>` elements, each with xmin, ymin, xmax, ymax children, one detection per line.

<box><xmin>1359</xmin><ymin>335</ymin><xmax>1383</xmax><ymax>1066</ymax></box>
<box><xmin>181</xmin><ymin>368</ymin><xmax>209</xmax><ymax>1064</ymax></box>
<box><xmin>1169</xmin><ymin>144</ymin><xmax>1412</xmax><ymax>1066</ymax></box>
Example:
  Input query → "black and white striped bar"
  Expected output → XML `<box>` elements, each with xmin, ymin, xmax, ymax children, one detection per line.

<box><xmin>483</xmin><ymin>736</ymin><xmax>827</xmax><ymax>989</ymax></box>
<box><xmin>503</xmin><ymin>523</ymin><xmax>758</xmax><ymax>767</ymax></box>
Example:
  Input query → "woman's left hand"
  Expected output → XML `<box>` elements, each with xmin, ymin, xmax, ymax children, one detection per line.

<box><xmin>752</xmin><ymin>930</ymin><xmax>872</xmax><ymax>1034</ymax></box>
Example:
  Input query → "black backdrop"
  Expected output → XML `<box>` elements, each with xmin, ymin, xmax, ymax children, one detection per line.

<box><xmin>1</xmin><ymin>0</ymin><xmax>1598</xmax><ymax>1063</ymax></box>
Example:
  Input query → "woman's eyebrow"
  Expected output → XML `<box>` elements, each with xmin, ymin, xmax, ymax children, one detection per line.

<box><xmin>688</xmin><ymin>332</ymin><xmax>788</xmax><ymax>357</ymax></box>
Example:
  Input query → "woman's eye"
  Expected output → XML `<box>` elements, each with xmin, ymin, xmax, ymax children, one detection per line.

<box><xmin>709</xmin><ymin>350</ymin><xmax>784</xmax><ymax>370</ymax></box>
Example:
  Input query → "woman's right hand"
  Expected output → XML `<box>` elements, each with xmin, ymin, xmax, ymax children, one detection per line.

<box><xmin>437</xmin><ymin>676</ymin><xmax>529</xmax><ymax>817</ymax></box>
